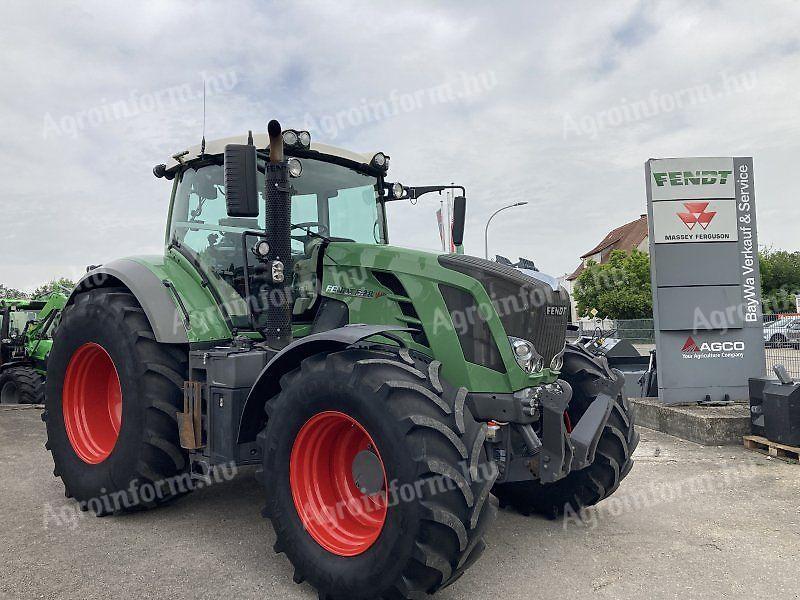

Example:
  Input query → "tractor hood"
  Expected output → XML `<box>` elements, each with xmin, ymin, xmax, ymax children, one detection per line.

<box><xmin>321</xmin><ymin>243</ymin><xmax>569</xmax><ymax>392</ymax></box>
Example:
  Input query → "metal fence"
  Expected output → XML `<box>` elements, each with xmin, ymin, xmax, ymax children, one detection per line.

<box><xmin>763</xmin><ymin>314</ymin><xmax>800</xmax><ymax>378</ymax></box>
<box><xmin>577</xmin><ymin>319</ymin><xmax>655</xmax><ymax>344</ymax></box>
<box><xmin>577</xmin><ymin>315</ymin><xmax>800</xmax><ymax>378</ymax></box>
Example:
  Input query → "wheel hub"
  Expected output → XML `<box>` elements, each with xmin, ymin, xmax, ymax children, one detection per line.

<box><xmin>289</xmin><ymin>411</ymin><xmax>388</xmax><ymax>557</ymax></box>
<box><xmin>352</xmin><ymin>449</ymin><xmax>384</xmax><ymax>496</ymax></box>
<box><xmin>62</xmin><ymin>342</ymin><xmax>122</xmax><ymax>464</ymax></box>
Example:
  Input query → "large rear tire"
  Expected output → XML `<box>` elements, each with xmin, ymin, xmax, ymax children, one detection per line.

<box><xmin>493</xmin><ymin>375</ymin><xmax>638</xmax><ymax>518</ymax></box>
<box><xmin>44</xmin><ymin>289</ymin><xmax>189</xmax><ymax>514</ymax></box>
<box><xmin>260</xmin><ymin>348</ymin><xmax>497</xmax><ymax>599</ymax></box>
<box><xmin>0</xmin><ymin>367</ymin><xmax>45</xmax><ymax>404</ymax></box>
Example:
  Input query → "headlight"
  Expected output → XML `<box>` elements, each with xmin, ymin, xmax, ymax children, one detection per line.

<box><xmin>392</xmin><ymin>182</ymin><xmax>405</xmax><ymax>199</ymax></box>
<box><xmin>509</xmin><ymin>336</ymin><xmax>544</xmax><ymax>373</ymax></box>
<box><xmin>297</xmin><ymin>130</ymin><xmax>311</xmax><ymax>148</ymax></box>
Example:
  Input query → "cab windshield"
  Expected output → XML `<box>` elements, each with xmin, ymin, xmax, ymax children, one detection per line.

<box><xmin>5</xmin><ymin>309</ymin><xmax>39</xmax><ymax>337</ymax></box>
<box><xmin>168</xmin><ymin>157</ymin><xmax>384</xmax><ymax>327</ymax></box>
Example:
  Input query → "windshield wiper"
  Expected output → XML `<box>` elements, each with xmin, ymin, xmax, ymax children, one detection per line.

<box><xmin>291</xmin><ymin>223</ymin><xmax>331</xmax><ymax>243</ymax></box>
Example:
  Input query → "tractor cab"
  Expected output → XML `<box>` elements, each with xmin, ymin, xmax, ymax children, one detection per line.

<box><xmin>161</xmin><ymin>131</ymin><xmax>465</xmax><ymax>335</ymax></box>
<box><xmin>0</xmin><ymin>300</ymin><xmax>44</xmax><ymax>366</ymax></box>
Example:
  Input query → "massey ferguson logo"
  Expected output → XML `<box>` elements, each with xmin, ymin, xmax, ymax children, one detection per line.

<box><xmin>681</xmin><ymin>336</ymin><xmax>745</xmax><ymax>359</ymax></box>
<box><xmin>677</xmin><ymin>202</ymin><xmax>716</xmax><ymax>230</ymax></box>
<box><xmin>545</xmin><ymin>306</ymin><xmax>568</xmax><ymax>316</ymax></box>
<box><xmin>681</xmin><ymin>337</ymin><xmax>701</xmax><ymax>352</ymax></box>
<box><xmin>653</xmin><ymin>170</ymin><xmax>732</xmax><ymax>187</ymax></box>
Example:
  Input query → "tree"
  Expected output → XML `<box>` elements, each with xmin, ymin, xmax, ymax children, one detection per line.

<box><xmin>0</xmin><ymin>284</ymin><xmax>29</xmax><ymax>300</ymax></box>
<box><xmin>32</xmin><ymin>277</ymin><xmax>76</xmax><ymax>299</ymax></box>
<box><xmin>760</xmin><ymin>248</ymin><xmax>800</xmax><ymax>314</ymax></box>
<box><xmin>573</xmin><ymin>249</ymin><xmax>652</xmax><ymax>320</ymax></box>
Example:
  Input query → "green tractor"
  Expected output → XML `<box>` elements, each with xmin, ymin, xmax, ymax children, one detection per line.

<box><xmin>0</xmin><ymin>292</ymin><xmax>67</xmax><ymax>404</ymax></box>
<box><xmin>44</xmin><ymin>121</ymin><xmax>637</xmax><ymax>599</ymax></box>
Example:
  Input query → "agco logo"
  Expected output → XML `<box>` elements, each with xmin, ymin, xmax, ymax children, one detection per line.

<box><xmin>677</xmin><ymin>202</ymin><xmax>716</xmax><ymax>231</ymax></box>
<box><xmin>681</xmin><ymin>336</ymin><xmax>745</xmax><ymax>359</ymax></box>
<box><xmin>653</xmin><ymin>170</ymin><xmax>732</xmax><ymax>187</ymax></box>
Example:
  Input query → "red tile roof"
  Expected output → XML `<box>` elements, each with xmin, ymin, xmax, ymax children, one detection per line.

<box><xmin>566</xmin><ymin>214</ymin><xmax>648</xmax><ymax>281</ymax></box>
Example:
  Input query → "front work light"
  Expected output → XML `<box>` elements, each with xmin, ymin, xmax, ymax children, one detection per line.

<box><xmin>288</xmin><ymin>158</ymin><xmax>303</xmax><ymax>178</ymax></box>
<box><xmin>282</xmin><ymin>130</ymin><xmax>298</xmax><ymax>146</ymax></box>
<box><xmin>371</xmin><ymin>152</ymin><xmax>389</xmax><ymax>170</ymax></box>
<box><xmin>252</xmin><ymin>239</ymin><xmax>270</xmax><ymax>259</ymax></box>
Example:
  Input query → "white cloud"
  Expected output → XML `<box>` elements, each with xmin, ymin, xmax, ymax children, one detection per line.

<box><xmin>0</xmin><ymin>0</ymin><xmax>798</xmax><ymax>291</ymax></box>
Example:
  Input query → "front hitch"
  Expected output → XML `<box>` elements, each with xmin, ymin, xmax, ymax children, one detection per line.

<box><xmin>536</xmin><ymin>370</ymin><xmax>623</xmax><ymax>483</ymax></box>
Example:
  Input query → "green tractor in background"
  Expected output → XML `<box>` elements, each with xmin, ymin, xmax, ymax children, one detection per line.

<box><xmin>0</xmin><ymin>292</ymin><xmax>68</xmax><ymax>404</ymax></box>
<box><xmin>43</xmin><ymin>121</ymin><xmax>637</xmax><ymax>599</ymax></box>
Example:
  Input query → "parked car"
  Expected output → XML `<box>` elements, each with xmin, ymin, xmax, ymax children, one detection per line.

<box><xmin>764</xmin><ymin>317</ymin><xmax>800</xmax><ymax>348</ymax></box>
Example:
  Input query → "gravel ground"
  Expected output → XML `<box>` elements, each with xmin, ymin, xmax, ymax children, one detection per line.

<box><xmin>1</xmin><ymin>406</ymin><xmax>798</xmax><ymax>600</ymax></box>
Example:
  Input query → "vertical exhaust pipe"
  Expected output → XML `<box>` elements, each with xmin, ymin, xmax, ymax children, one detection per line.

<box><xmin>262</xmin><ymin>119</ymin><xmax>292</xmax><ymax>350</ymax></box>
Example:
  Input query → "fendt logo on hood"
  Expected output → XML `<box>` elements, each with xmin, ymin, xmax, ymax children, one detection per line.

<box><xmin>653</xmin><ymin>170</ymin><xmax>732</xmax><ymax>187</ymax></box>
<box><xmin>677</xmin><ymin>202</ymin><xmax>716</xmax><ymax>231</ymax></box>
<box><xmin>681</xmin><ymin>336</ymin><xmax>745</xmax><ymax>359</ymax></box>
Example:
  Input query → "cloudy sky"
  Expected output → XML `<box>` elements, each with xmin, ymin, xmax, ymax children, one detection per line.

<box><xmin>1</xmin><ymin>0</ymin><xmax>798</xmax><ymax>292</ymax></box>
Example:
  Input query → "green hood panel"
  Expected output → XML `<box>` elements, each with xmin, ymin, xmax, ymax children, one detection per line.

<box><xmin>322</xmin><ymin>243</ymin><xmax>558</xmax><ymax>393</ymax></box>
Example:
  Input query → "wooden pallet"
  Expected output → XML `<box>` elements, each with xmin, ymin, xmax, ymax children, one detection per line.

<box><xmin>743</xmin><ymin>435</ymin><xmax>800</xmax><ymax>464</ymax></box>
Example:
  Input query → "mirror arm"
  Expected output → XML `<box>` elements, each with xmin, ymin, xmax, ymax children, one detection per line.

<box><xmin>383</xmin><ymin>185</ymin><xmax>467</xmax><ymax>202</ymax></box>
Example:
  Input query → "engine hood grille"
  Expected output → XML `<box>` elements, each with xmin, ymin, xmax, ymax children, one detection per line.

<box><xmin>438</xmin><ymin>255</ymin><xmax>570</xmax><ymax>366</ymax></box>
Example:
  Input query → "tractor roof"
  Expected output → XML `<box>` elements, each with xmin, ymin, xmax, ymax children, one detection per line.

<box><xmin>165</xmin><ymin>133</ymin><xmax>379</xmax><ymax>173</ymax></box>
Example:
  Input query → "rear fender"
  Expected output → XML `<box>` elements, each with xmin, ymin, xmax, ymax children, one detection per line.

<box><xmin>68</xmin><ymin>259</ymin><xmax>190</xmax><ymax>344</ymax></box>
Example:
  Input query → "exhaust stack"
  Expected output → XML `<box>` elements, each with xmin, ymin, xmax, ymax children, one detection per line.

<box><xmin>262</xmin><ymin>119</ymin><xmax>292</xmax><ymax>350</ymax></box>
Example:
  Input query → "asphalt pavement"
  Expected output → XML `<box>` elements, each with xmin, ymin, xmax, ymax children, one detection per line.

<box><xmin>1</xmin><ymin>406</ymin><xmax>798</xmax><ymax>600</ymax></box>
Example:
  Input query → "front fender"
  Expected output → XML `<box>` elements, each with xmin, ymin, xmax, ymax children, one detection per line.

<box><xmin>237</xmin><ymin>324</ymin><xmax>412</xmax><ymax>443</ymax></box>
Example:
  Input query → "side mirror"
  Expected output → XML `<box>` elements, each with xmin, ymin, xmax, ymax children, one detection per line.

<box><xmin>224</xmin><ymin>144</ymin><xmax>259</xmax><ymax>218</ymax></box>
<box><xmin>451</xmin><ymin>196</ymin><xmax>466</xmax><ymax>247</ymax></box>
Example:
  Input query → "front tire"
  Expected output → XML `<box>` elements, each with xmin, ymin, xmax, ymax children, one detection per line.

<box><xmin>0</xmin><ymin>367</ymin><xmax>45</xmax><ymax>404</ymax></box>
<box><xmin>261</xmin><ymin>348</ymin><xmax>497</xmax><ymax>599</ymax></box>
<box><xmin>44</xmin><ymin>289</ymin><xmax>189</xmax><ymax>514</ymax></box>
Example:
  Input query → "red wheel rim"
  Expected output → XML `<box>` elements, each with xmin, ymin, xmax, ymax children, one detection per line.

<box><xmin>290</xmin><ymin>411</ymin><xmax>388</xmax><ymax>557</ymax></box>
<box><xmin>63</xmin><ymin>342</ymin><xmax>123</xmax><ymax>464</ymax></box>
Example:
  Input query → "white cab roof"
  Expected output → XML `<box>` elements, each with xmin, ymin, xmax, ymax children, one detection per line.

<box><xmin>165</xmin><ymin>133</ymin><xmax>378</xmax><ymax>171</ymax></box>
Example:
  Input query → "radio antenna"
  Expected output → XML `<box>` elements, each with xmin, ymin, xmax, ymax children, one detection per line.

<box><xmin>200</xmin><ymin>79</ymin><xmax>207</xmax><ymax>156</ymax></box>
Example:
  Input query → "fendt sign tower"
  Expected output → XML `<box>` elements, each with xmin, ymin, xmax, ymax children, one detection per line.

<box><xmin>645</xmin><ymin>157</ymin><xmax>765</xmax><ymax>405</ymax></box>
